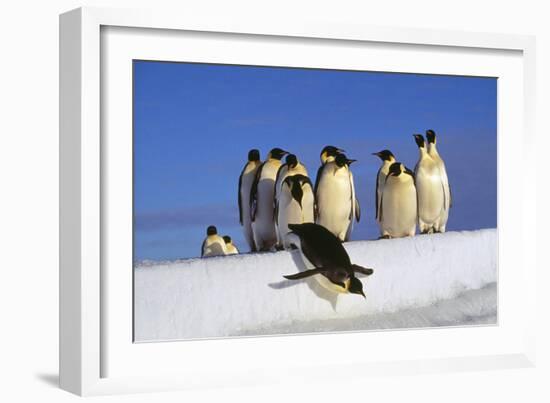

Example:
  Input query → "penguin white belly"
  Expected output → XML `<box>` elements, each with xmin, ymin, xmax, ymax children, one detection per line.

<box><xmin>274</xmin><ymin>165</ymin><xmax>309</xmax><ymax>203</ymax></box>
<box><xmin>252</xmin><ymin>162</ymin><xmax>280</xmax><ymax>250</ymax></box>
<box><xmin>313</xmin><ymin>274</ymin><xmax>349</xmax><ymax>294</ymax></box>
<box><xmin>240</xmin><ymin>165</ymin><xmax>259</xmax><ymax>250</ymax></box>
<box><xmin>381</xmin><ymin>177</ymin><xmax>417</xmax><ymax>237</ymax></box>
<box><xmin>416</xmin><ymin>165</ymin><xmax>445</xmax><ymax>232</ymax></box>
<box><xmin>225</xmin><ymin>244</ymin><xmax>239</xmax><ymax>255</ymax></box>
<box><xmin>202</xmin><ymin>236</ymin><xmax>227</xmax><ymax>257</ymax></box>
<box><xmin>277</xmin><ymin>190</ymin><xmax>314</xmax><ymax>248</ymax></box>
<box><xmin>316</xmin><ymin>170</ymin><xmax>352</xmax><ymax>241</ymax></box>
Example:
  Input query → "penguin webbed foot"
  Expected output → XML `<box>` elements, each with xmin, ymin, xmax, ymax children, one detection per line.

<box><xmin>352</xmin><ymin>264</ymin><xmax>374</xmax><ymax>276</ymax></box>
<box><xmin>378</xmin><ymin>235</ymin><xmax>391</xmax><ymax>240</ymax></box>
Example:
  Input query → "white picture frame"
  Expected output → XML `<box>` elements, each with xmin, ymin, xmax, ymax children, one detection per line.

<box><xmin>59</xmin><ymin>6</ymin><xmax>537</xmax><ymax>396</ymax></box>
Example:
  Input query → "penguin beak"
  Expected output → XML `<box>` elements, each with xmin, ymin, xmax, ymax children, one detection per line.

<box><xmin>347</xmin><ymin>159</ymin><xmax>357</xmax><ymax>165</ymax></box>
<box><xmin>371</xmin><ymin>152</ymin><xmax>380</xmax><ymax>156</ymax></box>
<box><xmin>338</xmin><ymin>148</ymin><xmax>346</xmax><ymax>153</ymax></box>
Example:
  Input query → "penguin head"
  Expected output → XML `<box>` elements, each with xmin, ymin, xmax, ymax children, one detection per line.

<box><xmin>372</xmin><ymin>149</ymin><xmax>395</xmax><ymax>162</ymax></box>
<box><xmin>268</xmin><ymin>148</ymin><xmax>289</xmax><ymax>160</ymax></box>
<box><xmin>335</xmin><ymin>153</ymin><xmax>357</xmax><ymax>168</ymax></box>
<box><xmin>206</xmin><ymin>225</ymin><xmax>218</xmax><ymax>236</ymax></box>
<box><xmin>388</xmin><ymin>162</ymin><xmax>403</xmax><ymax>177</ymax></box>
<box><xmin>348</xmin><ymin>277</ymin><xmax>365</xmax><ymax>298</ymax></box>
<box><xmin>320</xmin><ymin>145</ymin><xmax>345</xmax><ymax>164</ymax></box>
<box><xmin>413</xmin><ymin>134</ymin><xmax>425</xmax><ymax>148</ymax></box>
<box><xmin>222</xmin><ymin>235</ymin><xmax>232</xmax><ymax>245</ymax></box>
<box><xmin>426</xmin><ymin>129</ymin><xmax>437</xmax><ymax>144</ymax></box>
<box><xmin>285</xmin><ymin>154</ymin><xmax>298</xmax><ymax>168</ymax></box>
<box><xmin>247</xmin><ymin>149</ymin><xmax>260</xmax><ymax>162</ymax></box>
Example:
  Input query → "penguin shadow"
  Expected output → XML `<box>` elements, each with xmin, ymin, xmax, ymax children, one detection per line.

<box><xmin>268</xmin><ymin>249</ymin><xmax>339</xmax><ymax>311</ymax></box>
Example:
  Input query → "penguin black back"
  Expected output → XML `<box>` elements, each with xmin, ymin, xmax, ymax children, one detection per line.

<box><xmin>288</xmin><ymin>223</ymin><xmax>351</xmax><ymax>269</ymax></box>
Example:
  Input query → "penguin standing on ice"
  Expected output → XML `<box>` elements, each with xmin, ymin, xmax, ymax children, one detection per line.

<box><xmin>250</xmin><ymin>147</ymin><xmax>289</xmax><ymax>251</ymax></box>
<box><xmin>426</xmin><ymin>129</ymin><xmax>451</xmax><ymax>232</ymax></box>
<box><xmin>372</xmin><ymin>150</ymin><xmax>396</xmax><ymax>223</ymax></box>
<box><xmin>201</xmin><ymin>225</ymin><xmax>227</xmax><ymax>257</ymax></box>
<box><xmin>273</xmin><ymin>154</ymin><xmax>309</xmax><ymax>247</ymax></box>
<box><xmin>283</xmin><ymin>223</ymin><xmax>373</xmax><ymax>297</ymax></box>
<box><xmin>315</xmin><ymin>153</ymin><xmax>360</xmax><ymax>242</ymax></box>
<box><xmin>222</xmin><ymin>236</ymin><xmax>239</xmax><ymax>255</ymax></box>
<box><xmin>274</xmin><ymin>154</ymin><xmax>309</xmax><ymax>202</ymax></box>
<box><xmin>275</xmin><ymin>174</ymin><xmax>315</xmax><ymax>249</ymax></box>
<box><xmin>379</xmin><ymin>162</ymin><xmax>417</xmax><ymax>238</ymax></box>
<box><xmin>238</xmin><ymin>149</ymin><xmax>262</xmax><ymax>252</ymax></box>
<box><xmin>413</xmin><ymin>134</ymin><xmax>445</xmax><ymax>234</ymax></box>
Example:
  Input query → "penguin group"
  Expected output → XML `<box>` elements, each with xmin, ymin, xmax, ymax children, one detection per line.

<box><xmin>373</xmin><ymin>129</ymin><xmax>451</xmax><ymax>238</ymax></box>
<box><xmin>239</xmin><ymin>146</ymin><xmax>360</xmax><ymax>252</ymax></box>
<box><xmin>202</xmin><ymin>129</ymin><xmax>450</xmax><ymax>266</ymax></box>
<box><xmin>200</xmin><ymin>225</ymin><xmax>240</xmax><ymax>257</ymax></box>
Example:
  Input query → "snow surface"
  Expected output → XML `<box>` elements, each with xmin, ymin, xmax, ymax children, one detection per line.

<box><xmin>134</xmin><ymin>229</ymin><xmax>497</xmax><ymax>341</ymax></box>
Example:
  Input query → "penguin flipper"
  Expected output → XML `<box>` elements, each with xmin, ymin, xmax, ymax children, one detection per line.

<box><xmin>354</xmin><ymin>198</ymin><xmax>361</xmax><ymax>222</ymax></box>
<box><xmin>238</xmin><ymin>163</ymin><xmax>246</xmax><ymax>225</ymax></box>
<box><xmin>283</xmin><ymin>267</ymin><xmax>325</xmax><ymax>280</ymax></box>
<box><xmin>249</xmin><ymin>163</ymin><xmax>264</xmax><ymax>222</ymax></box>
<box><xmin>352</xmin><ymin>264</ymin><xmax>374</xmax><ymax>276</ymax></box>
<box><xmin>374</xmin><ymin>167</ymin><xmax>381</xmax><ymax>220</ymax></box>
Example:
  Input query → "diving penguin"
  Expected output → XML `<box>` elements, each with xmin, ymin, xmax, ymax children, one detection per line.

<box><xmin>222</xmin><ymin>236</ymin><xmax>239</xmax><ymax>255</ymax></box>
<box><xmin>372</xmin><ymin>149</ymin><xmax>396</xmax><ymax>223</ymax></box>
<box><xmin>250</xmin><ymin>147</ymin><xmax>289</xmax><ymax>251</ymax></box>
<box><xmin>275</xmin><ymin>174</ymin><xmax>315</xmax><ymax>249</ymax></box>
<box><xmin>426</xmin><ymin>129</ymin><xmax>451</xmax><ymax>232</ymax></box>
<box><xmin>413</xmin><ymin>134</ymin><xmax>445</xmax><ymax>234</ymax></box>
<box><xmin>379</xmin><ymin>162</ymin><xmax>417</xmax><ymax>238</ymax></box>
<box><xmin>238</xmin><ymin>149</ymin><xmax>262</xmax><ymax>252</ymax></box>
<box><xmin>315</xmin><ymin>153</ymin><xmax>360</xmax><ymax>242</ymax></box>
<box><xmin>283</xmin><ymin>223</ymin><xmax>373</xmax><ymax>297</ymax></box>
<box><xmin>201</xmin><ymin>225</ymin><xmax>227</xmax><ymax>257</ymax></box>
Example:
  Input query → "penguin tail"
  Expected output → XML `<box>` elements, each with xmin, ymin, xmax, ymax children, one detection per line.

<box><xmin>352</xmin><ymin>264</ymin><xmax>374</xmax><ymax>276</ymax></box>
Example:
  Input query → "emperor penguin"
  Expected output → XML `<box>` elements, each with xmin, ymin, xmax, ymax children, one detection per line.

<box><xmin>426</xmin><ymin>129</ymin><xmax>451</xmax><ymax>232</ymax></box>
<box><xmin>315</xmin><ymin>153</ymin><xmax>360</xmax><ymax>242</ymax></box>
<box><xmin>238</xmin><ymin>149</ymin><xmax>262</xmax><ymax>252</ymax></box>
<box><xmin>275</xmin><ymin>174</ymin><xmax>315</xmax><ymax>249</ymax></box>
<box><xmin>379</xmin><ymin>162</ymin><xmax>417</xmax><ymax>238</ymax></box>
<box><xmin>319</xmin><ymin>145</ymin><xmax>345</xmax><ymax>165</ymax></box>
<box><xmin>273</xmin><ymin>154</ymin><xmax>309</xmax><ymax>246</ymax></box>
<box><xmin>274</xmin><ymin>154</ymin><xmax>309</xmax><ymax>205</ymax></box>
<box><xmin>250</xmin><ymin>147</ymin><xmax>289</xmax><ymax>251</ymax></box>
<box><xmin>313</xmin><ymin>145</ymin><xmax>345</xmax><ymax>218</ymax></box>
<box><xmin>413</xmin><ymin>134</ymin><xmax>445</xmax><ymax>234</ymax></box>
<box><xmin>201</xmin><ymin>225</ymin><xmax>227</xmax><ymax>257</ymax></box>
<box><xmin>372</xmin><ymin>150</ymin><xmax>396</xmax><ymax>223</ymax></box>
<box><xmin>283</xmin><ymin>223</ymin><xmax>373</xmax><ymax>297</ymax></box>
<box><xmin>222</xmin><ymin>236</ymin><xmax>239</xmax><ymax>255</ymax></box>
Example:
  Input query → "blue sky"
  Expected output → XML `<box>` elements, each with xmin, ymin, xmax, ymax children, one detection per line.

<box><xmin>134</xmin><ymin>61</ymin><xmax>497</xmax><ymax>261</ymax></box>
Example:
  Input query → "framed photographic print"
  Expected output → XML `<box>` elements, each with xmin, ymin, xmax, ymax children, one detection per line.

<box><xmin>60</xmin><ymin>6</ymin><xmax>537</xmax><ymax>396</ymax></box>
